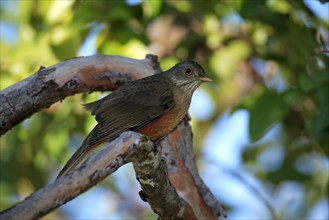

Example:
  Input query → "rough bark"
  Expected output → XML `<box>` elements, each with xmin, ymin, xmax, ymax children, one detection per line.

<box><xmin>162</xmin><ymin>120</ymin><xmax>226</xmax><ymax>219</ymax></box>
<box><xmin>0</xmin><ymin>54</ymin><xmax>161</xmax><ymax>135</ymax></box>
<box><xmin>0</xmin><ymin>132</ymin><xmax>185</xmax><ymax>220</ymax></box>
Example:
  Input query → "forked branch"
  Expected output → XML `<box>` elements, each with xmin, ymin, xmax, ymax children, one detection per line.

<box><xmin>0</xmin><ymin>54</ymin><xmax>225</xmax><ymax>219</ymax></box>
<box><xmin>0</xmin><ymin>132</ymin><xmax>187</xmax><ymax>220</ymax></box>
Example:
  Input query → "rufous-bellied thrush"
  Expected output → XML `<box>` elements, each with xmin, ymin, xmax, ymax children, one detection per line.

<box><xmin>57</xmin><ymin>60</ymin><xmax>212</xmax><ymax>179</ymax></box>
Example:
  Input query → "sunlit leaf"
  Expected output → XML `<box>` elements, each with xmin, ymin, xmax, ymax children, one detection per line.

<box><xmin>142</xmin><ymin>0</ymin><xmax>162</xmax><ymax>18</ymax></box>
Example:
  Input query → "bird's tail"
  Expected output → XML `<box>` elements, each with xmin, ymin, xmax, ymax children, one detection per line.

<box><xmin>56</xmin><ymin>128</ymin><xmax>104</xmax><ymax>180</ymax></box>
<box><xmin>56</xmin><ymin>142</ymin><xmax>100</xmax><ymax>180</ymax></box>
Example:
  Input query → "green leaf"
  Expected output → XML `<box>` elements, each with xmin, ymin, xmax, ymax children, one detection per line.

<box><xmin>299</xmin><ymin>73</ymin><xmax>318</xmax><ymax>93</ymax></box>
<box><xmin>249</xmin><ymin>89</ymin><xmax>289</xmax><ymax>142</ymax></box>
<box><xmin>50</xmin><ymin>37</ymin><xmax>79</xmax><ymax>60</ymax></box>
<box><xmin>308</xmin><ymin>88</ymin><xmax>329</xmax><ymax>150</ymax></box>
<box><xmin>143</xmin><ymin>0</ymin><xmax>162</xmax><ymax>18</ymax></box>
<box><xmin>299</xmin><ymin>70</ymin><xmax>329</xmax><ymax>93</ymax></box>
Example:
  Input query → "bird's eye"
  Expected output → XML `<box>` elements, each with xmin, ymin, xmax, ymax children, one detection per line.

<box><xmin>185</xmin><ymin>68</ymin><xmax>192</xmax><ymax>75</ymax></box>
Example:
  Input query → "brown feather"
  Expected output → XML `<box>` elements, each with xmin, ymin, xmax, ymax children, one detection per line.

<box><xmin>57</xmin><ymin>74</ymin><xmax>175</xmax><ymax>178</ymax></box>
<box><xmin>57</xmin><ymin>60</ymin><xmax>210</xmax><ymax>179</ymax></box>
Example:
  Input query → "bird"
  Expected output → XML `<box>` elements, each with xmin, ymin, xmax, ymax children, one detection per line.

<box><xmin>56</xmin><ymin>60</ymin><xmax>212</xmax><ymax>179</ymax></box>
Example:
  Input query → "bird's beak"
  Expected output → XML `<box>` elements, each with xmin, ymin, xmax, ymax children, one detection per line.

<box><xmin>198</xmin><ymin>76</ymin><xmax>213</xmax><ymax>82</ymax></box>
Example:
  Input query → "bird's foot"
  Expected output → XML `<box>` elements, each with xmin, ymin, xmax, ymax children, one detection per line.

<box><xmin>138</xmin><ymin>190</ymin><xmax>148</xmax><ymax>202</ymax></box>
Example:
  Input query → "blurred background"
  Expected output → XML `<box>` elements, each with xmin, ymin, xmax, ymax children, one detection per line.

<box><xmin>1</xmin><ymin>0</ymin><xmax>328</xmax><ymax>219</ymax></box>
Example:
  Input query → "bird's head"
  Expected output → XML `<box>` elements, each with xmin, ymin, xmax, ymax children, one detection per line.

<box><xmin>167</xmin><ymin>60</ymin><xmax>212</xmax><ymax>91</ymax></box>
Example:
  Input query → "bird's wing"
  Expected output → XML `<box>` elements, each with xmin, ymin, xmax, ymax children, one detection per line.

<box><xmin>56</xmin><ymin>75</ymin><xmax>175</xmax><ymax>179</ymax></box>
<box><xmin>83</xmin><ymin>75</ymin><xmax>175</xmax><ymax>145</ymax></box>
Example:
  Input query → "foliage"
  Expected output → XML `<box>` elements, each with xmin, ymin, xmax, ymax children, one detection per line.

<box><xmin>1</xmin><ymin>0</ymin><xmax>328</xmax><ymax>219</ymax></box>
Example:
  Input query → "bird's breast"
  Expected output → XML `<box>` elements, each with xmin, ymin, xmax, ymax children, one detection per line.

<box><xmin>137</xmin><ymin>102</ymin><xmax>190</xmax><ymax>140</ymax></box>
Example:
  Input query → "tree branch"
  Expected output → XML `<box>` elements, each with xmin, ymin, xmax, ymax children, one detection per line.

<box><xmin>0</xmin><ymin>54</ymin><xmax>225</xmax><ymax>219</ymax></box>
<box><xmin>132</xmin><ymin>140</ymin><xmax>186</xmax><ymax>219</ymax></box>
<box><xmin>0</xmin><ymin>54</ymin><xmax>161</xmax><ymax>135</ymax></box>
<box><xmin>0</xmin><ymin>131</ymin><xmax>186</xmax><ymax>220</ymax></box>
<box><xmin>161</xmin><ymin>120</ymin><xmax>226</xmax><ymax>219</ymax></box>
